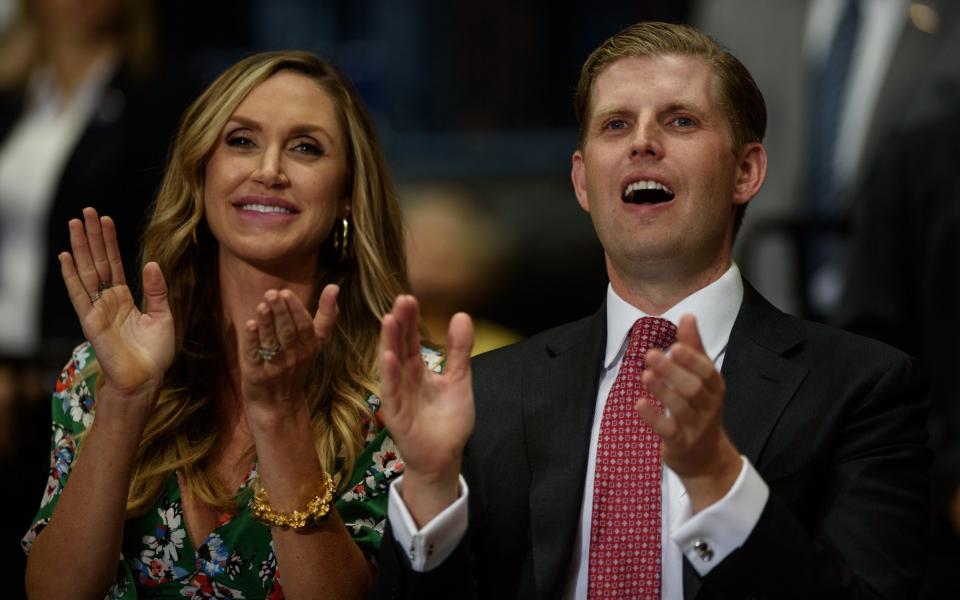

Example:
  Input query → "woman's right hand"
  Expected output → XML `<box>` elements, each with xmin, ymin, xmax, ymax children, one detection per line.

<box><xmin>59</xmin><ymin>207</ymin><xmax>174</xmax><ymax>398</ymax></box>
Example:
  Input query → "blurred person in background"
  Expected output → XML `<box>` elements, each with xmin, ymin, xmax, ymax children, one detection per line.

<box><xmin>0</xmin><ymin>0</ymin><xmax>191</xmax><ymax>360</ymax></box>
<box><xmin>838</xmin><ymin>106</ymin><xmax>960</xmax><ymax>599</ymax></box>
<box><xmin>0</xmin><ymin>1</ymin><xmax>191</xmax><ymax>595</ymax></box>
<box><xmin>694</xmin><ymin>0</ymin><xmax>960</xmax><ymax>319</ymax></box>
<box><xmin>401</xmin><ymin>182</ymin><xmax>521</xmax><ymax>356</ymax></box>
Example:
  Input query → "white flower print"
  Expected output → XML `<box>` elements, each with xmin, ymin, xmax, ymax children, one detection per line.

<box><xmin>422</xmin><ymin>347</ymin><xmax>444</xmax><ymax>373</ymax></box>
<box><xmin>371</xmin><ymin>436</ymin><xmax>404</xmax><ymax>477</ymax></box>
<box><xmin>142</xmin><ymin>500</ymin><xmax>187</xmax><ymax>563</ymax></box>
<box><xmin>40</xmin><ymin>426</ymin><xmax>76</xmax><ymax>507</ymax></box>
<box><xmin>345</xmin><ymin>516</ymin><xmax>386</xmax><ymax>536</ymax></box>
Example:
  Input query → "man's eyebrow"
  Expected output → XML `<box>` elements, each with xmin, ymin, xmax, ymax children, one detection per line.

<box><xmin>590</xmin><ymin>100</ymin><xmax>710</xmax><ymax>122</ymax></box>
<box><xmin>661</xmin><ymin>100</ymin><xmax>708</xmax><ymax>115</ymax></box>
<box><xmin>590</xmin><ymin>106</ymin><xmax>631</xmax><ymax>122</ymax></box>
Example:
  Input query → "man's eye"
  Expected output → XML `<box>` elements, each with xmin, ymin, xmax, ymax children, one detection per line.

<box><xmin>604</xmin><ymin>119</ymin><xmax>628</xmax><ymax>130</ymax></box>
<box><xmin>671</xmin><ymin>116</ymin><xmax>695</xmax><ymax>127</ymax></box>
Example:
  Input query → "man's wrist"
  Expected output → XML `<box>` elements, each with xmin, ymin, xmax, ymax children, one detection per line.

<box><xmin>399</xmin><ymin>465</ymin><xmax>461</xmax><ymax>528</ymax></box>
<box><xmin>681</xmin><ymin>443</ymin><xmax>742</xmax><ymax>513</ymax></box>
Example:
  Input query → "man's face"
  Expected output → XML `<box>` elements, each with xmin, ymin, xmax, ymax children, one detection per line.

<box><xmin>572</xmin><ymin>54</ymin><xmax>762</xmax><ymax>289</ymax></box>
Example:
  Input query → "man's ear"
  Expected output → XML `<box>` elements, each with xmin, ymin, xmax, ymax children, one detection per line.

<box><xmin>732</xmin><ymin>142</ymin><xmax>767</xmax><ymax>206</ymax></box>
<box><xmin>571</xmin><ymin>149</ymin><xmax>590</xmax><ymax>212</ymax></box>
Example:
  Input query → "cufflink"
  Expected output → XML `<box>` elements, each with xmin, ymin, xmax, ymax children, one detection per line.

<box><xmin>692</xmin><ymin>539</ymin><xmax>714</xmax><ymax>562</ymax></box>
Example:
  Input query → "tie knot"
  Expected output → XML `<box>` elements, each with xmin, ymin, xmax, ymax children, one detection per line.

<box><xmin>626</xmin><ymin>316</ymin><xmax>677</xmax><ymax>358</ymax></box>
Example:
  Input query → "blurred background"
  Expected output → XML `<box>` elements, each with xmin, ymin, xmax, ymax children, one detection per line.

<box><xmin>2</xmin><ymin>0</ymin><xmax>959</xmax><ymax>597</ymax></box>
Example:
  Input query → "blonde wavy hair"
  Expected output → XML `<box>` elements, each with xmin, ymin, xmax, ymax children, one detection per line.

<box><xmin>124</xmin><ymin>51</ymin><xmax>408</xmax><ymax>514</ymax></box>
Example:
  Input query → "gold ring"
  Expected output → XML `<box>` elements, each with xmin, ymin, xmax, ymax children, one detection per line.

<box><xmin>89</xmin><ymin>291</ymin><xmax>102</xmax><ymax>304</ymax></box>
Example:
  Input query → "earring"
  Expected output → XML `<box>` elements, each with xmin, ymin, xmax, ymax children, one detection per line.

<box><xmin>332</xmin><ymin>217</ymin><xmax>350</xmax><ymax>262</ymax></box>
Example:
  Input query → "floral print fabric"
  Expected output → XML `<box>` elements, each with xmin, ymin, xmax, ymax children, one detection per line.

<box><xmin>23</xmin><ymin>342</ymin><xmax>444</xmax><ymax>599</ymax></box>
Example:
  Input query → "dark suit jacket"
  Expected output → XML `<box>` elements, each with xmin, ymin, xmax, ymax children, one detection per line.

<box><xmin>373</xmin><ymin>283</ymin><xmax>929</xmax><ymax>599</ymax></box>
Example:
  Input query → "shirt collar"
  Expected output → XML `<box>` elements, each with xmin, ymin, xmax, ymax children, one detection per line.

<box><xmin>604</xmin><ymin>263</ymin><xmax>744</xmax><ymax>368</ymax></box>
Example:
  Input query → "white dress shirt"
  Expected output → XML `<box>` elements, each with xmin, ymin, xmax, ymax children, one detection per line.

<box><xmin>388</xmin><ymin>264</ymin><xmax>770</xmax><ymax>599</ymax></box>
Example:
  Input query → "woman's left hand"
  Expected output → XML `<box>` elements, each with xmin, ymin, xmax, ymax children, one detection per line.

<box><xmin>240</xmin><ymin>284</ymin><xmax>339</xmax><ymax>412</ymax></box>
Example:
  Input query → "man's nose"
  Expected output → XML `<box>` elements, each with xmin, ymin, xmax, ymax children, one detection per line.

<box><xmin>252</xmin><ymin>148</ymin><xmax>288</xmax><ymax>187</ymax></box>
<box><xmin>630</xmin><ymin>119</ymin><xmax>664</xmax><ymax>159</ymax></box>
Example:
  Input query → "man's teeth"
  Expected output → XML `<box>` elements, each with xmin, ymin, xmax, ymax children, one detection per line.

<box><xmin>624</xmin><ymin>180</ymin><xmax>674</xmax><ymax>196</ymax></box>
<box><xmin>240</xmin><ymin>204</ymin><xmax>292</xmax><ymax>214</ymax></box>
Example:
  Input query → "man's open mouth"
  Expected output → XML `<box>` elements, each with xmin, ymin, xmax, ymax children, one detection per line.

<box><xmin>622</xmin><ymin>180</ymin><xmax>675</xmax><ymax>204</ymax></box>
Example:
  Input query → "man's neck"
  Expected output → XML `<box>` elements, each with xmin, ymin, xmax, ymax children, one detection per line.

<box><xmin>607</xmin><ymin>255</ymin><xmax>733</xmax><ymax>316</ymax></box>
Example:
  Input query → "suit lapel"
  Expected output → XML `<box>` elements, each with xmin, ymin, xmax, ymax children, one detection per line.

<box><xmin>522</xmin><ymin>306</ymin><xmax>606</xmax><ymax>598</ymax></box>
<box><xmin>721</xmin><ymin>284</ymin><xmax>808</xmax><ymax>466</ymax></box>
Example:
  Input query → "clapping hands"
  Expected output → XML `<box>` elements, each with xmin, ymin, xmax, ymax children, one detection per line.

<box><xmin>59</xmin><ymin>207</ymin><xmax>174</xmax><ymax>398</ymax></box>
<box><xmin>378</xmin><ymin>295</ymin><xmax>475</xmax><ymax>525</ymax></box>
<box><xmin>239</xmin><ymin>284</ymin><xmax>339</xmax><ymax>410</ymax></box>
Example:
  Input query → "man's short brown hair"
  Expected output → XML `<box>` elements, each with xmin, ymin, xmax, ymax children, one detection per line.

<box><xmin>575</xmin><ymin>21</ymin><xmax>766</xmax><ymax>152</ymax></box>
<box><xmin>574</xmin><ymin>22</ymin><xmax>766</xmax><ymax>233</ymax></box>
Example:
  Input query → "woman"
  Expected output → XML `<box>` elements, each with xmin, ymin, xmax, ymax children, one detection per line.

<box><xmin>22</xmin><ymin>51</ymin><xmax>435</xmax><ymax>599</ymax></box>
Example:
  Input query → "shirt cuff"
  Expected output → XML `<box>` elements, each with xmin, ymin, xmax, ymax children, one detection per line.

<box><xmin>671</xmin><ymin>456</ymin><xmax>769</xmax><ymax>576</ymax></box>
<box><xmin>386</xmin><ymin>474</ymin><xmax>469</xmax><ymax>572</ymax></box>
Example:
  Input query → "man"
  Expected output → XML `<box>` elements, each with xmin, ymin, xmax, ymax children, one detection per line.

<box><xmin>374</xmin><ymin>22</ymin><xmax>928</xmax><ymax>599</ymax></box>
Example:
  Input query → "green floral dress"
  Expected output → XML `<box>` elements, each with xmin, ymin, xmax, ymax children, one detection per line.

<box><xmin>22</xmin><ymin>342</ymin><xmax>444</xmax><ymax>599</ymax></box>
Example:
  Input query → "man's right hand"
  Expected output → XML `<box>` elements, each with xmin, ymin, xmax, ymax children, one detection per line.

<box><xmin>379</xmin><ymin>295</ymin><xmax>474</xmax><ymax>526</ymax></box>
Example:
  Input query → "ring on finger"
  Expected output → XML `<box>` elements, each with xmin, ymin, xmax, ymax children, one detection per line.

<box><xmin>99</xmin><ymin>281</ymin><xmax>111</xmax><ymax>291</ymax></box>
<box><xmin>257</xmin><ymin>343</ymin><xmax>283</xmax><ymax>362</ymax></box>
<box><xmin>89</xmin><ymin>291</ymin><xmax>102</xmax><ymax>304</ymax></box>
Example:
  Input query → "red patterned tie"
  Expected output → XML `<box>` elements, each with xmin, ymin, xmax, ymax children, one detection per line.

<box><xmin>588</xmin><ymin>316</ymin><xmax>677</xmax><ymax>599</ymax></box>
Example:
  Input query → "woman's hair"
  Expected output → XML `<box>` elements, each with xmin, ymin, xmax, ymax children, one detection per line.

<box><xmin>126</xmin><ymin>50</ymin><xmax>408</xmax><ymax>513</ymax></box>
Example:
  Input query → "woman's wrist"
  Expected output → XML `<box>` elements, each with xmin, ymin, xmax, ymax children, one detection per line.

<box><xmin>243</xmin><ymin>393</ymin><xmax>311</xmax><ymax>432</ymax></box>
<box><xmin>95</xmin><ymin>379</ymin><xmax>160</xmax><ymax>427</ymax></box>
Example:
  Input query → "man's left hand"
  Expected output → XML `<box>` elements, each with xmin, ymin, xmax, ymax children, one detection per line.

<box><xmin>637</xmin><ymin>314</ymin><xmax>742</xmax><ymax>513</ymax></box>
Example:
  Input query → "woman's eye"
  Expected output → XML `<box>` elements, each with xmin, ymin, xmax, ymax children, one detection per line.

<box><xmin>292</xmin><ymin>142</ymin><xmax>323</xmax><ymax>155</ymax></box>
<box><xmin>226</xmin><ymin>135</ymin><xmax>254</xmax><ymax>148</ymax></box>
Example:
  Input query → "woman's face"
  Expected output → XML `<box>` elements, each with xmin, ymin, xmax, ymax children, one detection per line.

<box><xmin>203</xmin><ymin>71</ymin><xmax>349</xmax><ymax>271</ymax></box>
